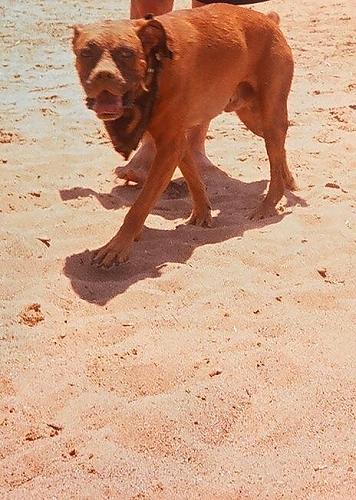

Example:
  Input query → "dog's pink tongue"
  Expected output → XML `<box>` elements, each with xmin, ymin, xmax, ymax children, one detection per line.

<box><xmin>93</xmin><ymin>91</ymin><xmax>123</xmax><ymax>116</ymax></box>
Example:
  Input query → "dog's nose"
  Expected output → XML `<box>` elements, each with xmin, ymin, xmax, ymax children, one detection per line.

<box><xmin>95</xmin><ymin>70</ymin><xmax>116</xmax><ymax>80</ymax></box>
<box><xmin>86</xmin><ymin>70</ymin><xmax>116</xmax><ymax>85</ymax></box>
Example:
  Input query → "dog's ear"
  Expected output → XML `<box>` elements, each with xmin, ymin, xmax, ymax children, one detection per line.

<box><xmin>135</xmin><ymin>19</ymin><xmax>174</xmax><ymax>59</ymax></box>
<box><xmin>72</xmin><ymin>24</ymin><xmax>84</xmax><ymax>46</ymax></box>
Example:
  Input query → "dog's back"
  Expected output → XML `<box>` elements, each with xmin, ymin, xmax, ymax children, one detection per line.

<box><xmin>153</xmin><ymin>4</ymin><xmax>293</xmax><ymax>126</ymax></box>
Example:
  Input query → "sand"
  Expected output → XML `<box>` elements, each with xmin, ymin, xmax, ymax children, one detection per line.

<box><xmin>1</xmin><ymin>0</ymin><xmax>355</xmax><ymax>498</ymax></box>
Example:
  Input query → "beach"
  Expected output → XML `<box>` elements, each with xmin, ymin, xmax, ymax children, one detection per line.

<box><xmin>1</xmin><ymin>0</ymin><xmax>355</xmax><ymax>497</ymax></box>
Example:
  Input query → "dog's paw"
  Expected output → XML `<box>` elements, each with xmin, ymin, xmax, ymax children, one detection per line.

<box><xmin>187</xmin><ymin>206</ymin><xmax>212</xmax><ymax>227</ymax></box>
<box><xmin>249</xmin><ymin>202</ymin><xmax>279</xmax><ymax>221</ymax></box>
<box><xmin>92</xmin><ymin>237</ymin><xmax>131</xmax><ymax>268</ymax></box>
<box><xmin>285</xmin><ymin>177</ymin><xmax>298</xmax><ymax>192</ymax></box>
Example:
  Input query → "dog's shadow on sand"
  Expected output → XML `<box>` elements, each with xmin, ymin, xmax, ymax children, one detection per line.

<box><xmin>62</xmin><ymin>162</ymin><xmax>306</xmax><ymax>305</ymax></box>
<box><xmin>60</xmin><ymin>177</ymin><xmax>191</xmax><ymax>219</ymax></box>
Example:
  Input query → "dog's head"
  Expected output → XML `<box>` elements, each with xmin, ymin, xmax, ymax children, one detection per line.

<box><xmin>72</xmin><ymin>18</ymin><xmax>174</xmax><ymax>122</ymax></box>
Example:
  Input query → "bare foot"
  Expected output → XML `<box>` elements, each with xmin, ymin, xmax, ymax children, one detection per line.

<box><xmin>115</xmin><ymin>164</ymin><xmax>148</xmax><ymax>185</ymax></box>
<box><xmin>115</xmin><ymin>135</ymin><xmax>156</xmax><ymax>186</ymax></box>
<box><xmin>115</xmin><ymin>127</ymin><xmax>213</xmax><ymax>189</ymax></box>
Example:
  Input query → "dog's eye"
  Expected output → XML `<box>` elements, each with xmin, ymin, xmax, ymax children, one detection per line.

<box><xmin>114</xmin><ymin>48</ymin><xmax>135</xmax><ymax>60</ymax></box>
<box><xmin>80</xmin><ymin>47</ymin><xmax>94</xmax><ymax>58</ymax></box>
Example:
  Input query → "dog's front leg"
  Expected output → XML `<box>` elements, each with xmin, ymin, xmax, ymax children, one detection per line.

<box><xmin>93</xmin><ymin>134</ymin><xmax>184</xmax><ymax>268</ymax></box>
<box><xmin>179</xmin><ymin>148</ymin><xmax>212</xmax><ymax>227</ymax></box>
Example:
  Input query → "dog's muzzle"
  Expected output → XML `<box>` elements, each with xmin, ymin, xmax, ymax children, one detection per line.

<box><xmin>91</xmin><ymin>90</ymin><xmax>124</xmax><ymax>121</ymax></box>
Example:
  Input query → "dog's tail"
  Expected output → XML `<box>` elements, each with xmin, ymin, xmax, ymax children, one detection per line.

<box><xmin>266</xmin><ymin>11</ymin><xmax>280</xmax><ymax>25</ymax></box>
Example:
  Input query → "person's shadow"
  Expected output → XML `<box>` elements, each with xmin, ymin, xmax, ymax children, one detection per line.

<box><xmin>61</xmin><ymin>161</ymin><xmax>306</xmax><ymax>305</ymax></box>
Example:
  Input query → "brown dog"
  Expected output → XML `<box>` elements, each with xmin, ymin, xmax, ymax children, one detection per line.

<box><xmin>73</xmin><ymin>3</ymin><xmax>296</xmax><ymax>267</ymax></box>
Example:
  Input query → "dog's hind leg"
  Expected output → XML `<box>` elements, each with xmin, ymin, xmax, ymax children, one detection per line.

<box><xmin>251</xmin><ymin>74</ymin><xmax>296</xmax><ymax>219</ymax></box>
<box><xmin>236</xmin><ymin>99</ymin><xmax>297</xmax><ymax>193</ymax></box>
<box><xmin>253</xmin><ymin>124</ymin><xmax>288</xmax><ymax>219</ymax></box>
<box><xmin>230</xmin><ymin>72</ymin><xmax>296</xmax><ymax>219</ymax></box>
